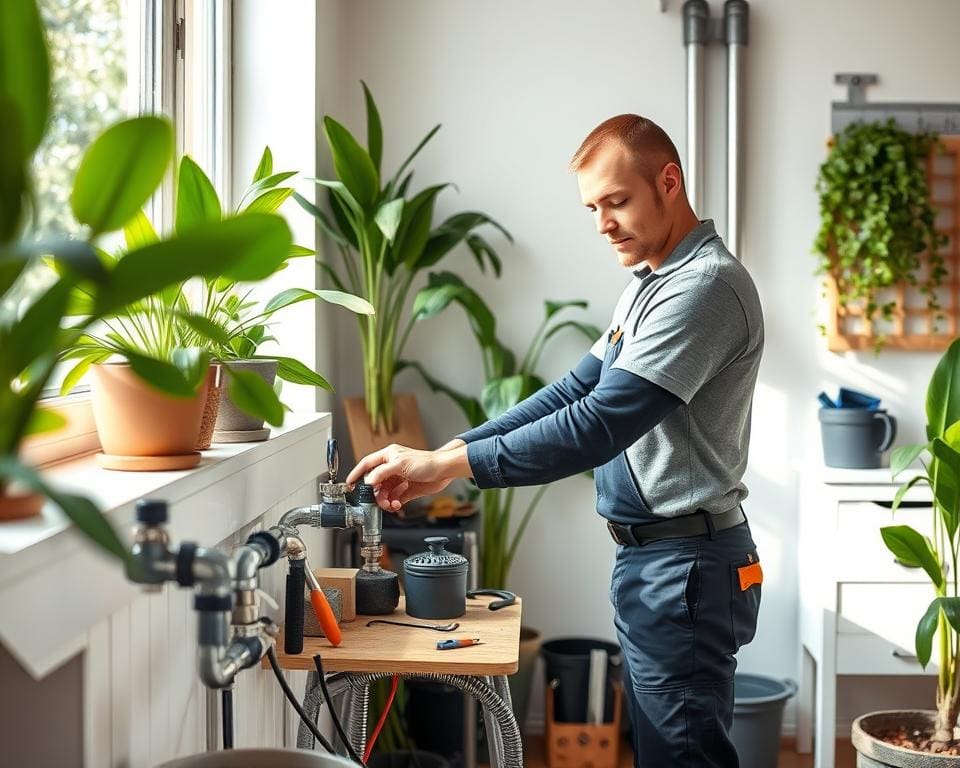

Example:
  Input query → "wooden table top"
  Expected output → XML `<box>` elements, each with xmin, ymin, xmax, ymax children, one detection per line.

<box><xmin>270</xmin><ymin>594</ymin><xmax>522</xmax><ymax>675</ymax></box>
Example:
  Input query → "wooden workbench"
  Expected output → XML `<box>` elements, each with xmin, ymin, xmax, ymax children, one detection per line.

<box><xmin>271</xmin><ymin>594</ymin><xmax>522</xmax><ymax>675</ymax></box>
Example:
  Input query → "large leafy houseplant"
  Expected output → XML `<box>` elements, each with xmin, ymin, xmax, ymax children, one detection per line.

<box><xmin>886</xmin><ymin>338</ymin><xmax>960</xmax><ymax>749</ymax></box>
<box><xmin>814</xmin><ymin>119</ymin><xmax>946</xmax><ymax>347</ymax></box>
<box><xmin>296</xmin><ymin>83</ymin><xmax>511</xmax><ymax>435</ymax></box>
<box><xmin>60</xmin><ymin>150</ymin><xmax>373</xmax><ymax>426</ymax></box>
<box><xmin>403</xmin><ymin>272</ymin><xmax>602</xmax><ymax>589</ymax></box>
<box><xmin>0</xmin><ymin>0</ymin><xmax>293</xmax><ymax>557</ymax></box>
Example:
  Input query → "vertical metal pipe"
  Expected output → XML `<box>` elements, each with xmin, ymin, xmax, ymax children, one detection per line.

<box><xmin>683</xmin><ymin>0</ymin><xmax>709</xmax><ymax>215</ymax></box>
<box><xmin>725</xmin><ymin>1</ymin><xmax>749</xmax><ymax>259</ymax></box>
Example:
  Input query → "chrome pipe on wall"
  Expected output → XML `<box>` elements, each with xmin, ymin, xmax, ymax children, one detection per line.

<box><xmin>725</xmin><ymin>0</ymin><xmax>749</xmax><ymax>260</ymax></box>
<box><xmin>683</xmin><ymin>0</ymin><xmax>710</xmax><ymax>216</ymax></box>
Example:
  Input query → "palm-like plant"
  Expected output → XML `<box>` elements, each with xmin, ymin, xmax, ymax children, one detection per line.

<box><xmin>403</xmin><ymin>272</ymin><xmax>602</xmax><ymax>588</ymax></box>
<box><xmin>296</xmin><ymin>83</ymin><xmax>511</xmax><ymax>435</ymax></box>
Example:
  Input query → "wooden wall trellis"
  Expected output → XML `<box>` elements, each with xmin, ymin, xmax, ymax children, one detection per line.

<box><xmin>826</xmin><ymin>136</ymin><xmax>960</xmax><ymax>352</ymax></box>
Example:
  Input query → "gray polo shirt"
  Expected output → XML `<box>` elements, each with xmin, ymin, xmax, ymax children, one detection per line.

<box><xmin>588</xmin><ymin>219</ymin><xmax>764</xmax><ymax>517</ymax></box>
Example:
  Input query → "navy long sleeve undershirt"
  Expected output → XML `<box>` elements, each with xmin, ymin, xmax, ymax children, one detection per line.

<box><xmin>458</xmin><ymin>356</ymin><xmax>683</xmax><ymax>489</ymax></box>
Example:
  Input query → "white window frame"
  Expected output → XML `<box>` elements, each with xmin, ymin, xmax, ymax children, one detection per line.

<box><xmin>26</xmin><ymin>0</ymin><xmax>232</xmax><ymax>467</ymax></box>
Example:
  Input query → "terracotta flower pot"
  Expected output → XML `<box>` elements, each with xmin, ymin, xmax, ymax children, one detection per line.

<box><xmin>196</xmin><ymin>363</ymin><xmax>225</xmax><ymax>450</ymax></box>
<box><xmin>91</xmin><ymin>362</ymin><xmax>210</xmax><ymax>462</ymax></box>
<box><xmin>0</xmin><ymin>491</ymin><xmax>44</xmax><ymax>522</ymax></box>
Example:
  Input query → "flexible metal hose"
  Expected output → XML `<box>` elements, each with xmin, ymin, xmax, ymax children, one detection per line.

<box><xmin>342</xmin><ymin>673</ymin><xmax>523</xmax><ymax>768</ymax></box>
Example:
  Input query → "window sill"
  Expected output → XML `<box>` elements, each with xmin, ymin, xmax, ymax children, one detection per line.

<box><xmin>0</xmin><ymin>411</ymin><xmax>331</xmax><ymax>679</ymax></box>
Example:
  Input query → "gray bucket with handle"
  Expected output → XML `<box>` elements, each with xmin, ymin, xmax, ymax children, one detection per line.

<box><xmin>818</xmin><ymin>407</ymin><xmax>897</xmax><ymax>468</ymax></box>
<box><xmin>730</xmin><ymin>674</ymin><xmax>798</xmax><ymax>768</ymax></box>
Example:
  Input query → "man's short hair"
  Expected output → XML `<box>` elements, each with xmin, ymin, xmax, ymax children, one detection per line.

<box><xmin>569</xmin><ymin>114</ymin><xmax>684</xmax><ymax>187</ymax></box>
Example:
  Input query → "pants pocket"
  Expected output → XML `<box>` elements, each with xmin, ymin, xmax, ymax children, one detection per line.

<box><xmin>729</xmin><ymin>557</ymin><xmax>762</xmax><ymax>650</ymax></box>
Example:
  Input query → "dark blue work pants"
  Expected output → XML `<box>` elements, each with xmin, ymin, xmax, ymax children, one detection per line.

<box><xmin>609</xmin><ymin>522</ymin><xmax>761</xmax><ymax>767</ymax></box>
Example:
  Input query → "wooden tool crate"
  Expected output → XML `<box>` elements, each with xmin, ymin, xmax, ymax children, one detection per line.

<box><xmin>544</xmin><ymin>681</ymin><xmax>623</xmax><ymax>768</ymax></box>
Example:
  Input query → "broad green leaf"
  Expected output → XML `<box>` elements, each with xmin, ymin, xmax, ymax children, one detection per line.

<box><xmin>546</xmin><ymin>300</ymin><xmax>588</xmax><ymax>319</ymax></box>
<box><xmin>915</xmin><ymin>597</ymin><xmax>941</xmax><ymax>668</ymax></box>
<box><xmin>420</xmin><ymin>272</ymin><xmax>497</xmax><ymax>348</ymax></box>
<box><xmin>327</xmin><ymin>186</ymin><xmax>360</xmax><ymax>249</ymax></box>
<box><xmin>25</xmin><ymin>407</ymin><xmax>67</xmax><ymax>437</ymax></box>
<box><xmin>25</xmin><ymin>239</ymin><xmax>107</xmax><ymax>283</ymax></box>
<box><xmin>225</xmin><ymin>367</ymin><xmax>284</xmax><ymax>426</ymax></box>
<box><xmin>412</xmin><ymin>282</ymin><xmax>465</xmax><ymax>321</ymax></box>
<box><xmin>0</xmin><ymin>457</ymin><xmax>128</xmax><ymax>562</ymax></box>
<box><xmin>419</xmin><ymin>211</ymin><xmax>512</xmax><ymax>270</ymax></box>
<box><xmin>481</xmin><ymin>376</ymin><xmax>525</xmax><ymax>419</ymax></box>
<box><xmin>1</xmin><ymin>278</ymin><xmax>72</xmax><ymax>379</ymax></box>
<box><xmin>292</xmin><ymin>192</ymin><xmax>349</xmax><ymax>247</ymax></box>
<box><xmin>543</xmin><ymin>319</ymin><xmax>605</xmax><ymax>344</ymax></box>
<box><xmin>263</xmin><ymin>287</ymin><xmax>373</xmax><ymax>316</ymax></box>
<box><xmin>269</xmin><ymin>356</ymin><xmax>333</xmax><ymax>390</ymax></box>
<box><xmin>171</xmin><ymin>347</ymin><xmax>211</xmax><ymax>392</ymax></box>
<box><xmin>891</xmin><ymin>475</ymin><xmax>927</xmax><ymax>514</ymax></box>
<box><xmin>396</xmin><ymin>184</ymin><xmax>451</xmax><ymax>272</ymax></box>
<box><xmin>245</xmin><ymin>187</ymin><xmax>293</xmax><ymax>214</ymax></box>
<box><xmin>374</xmin><ymin>198</ymin><xmax>404</xmax><ymax>244</ymax></box>
<box><xmin>927</xmin><ymin>338</ymin><xmax>960</xmax><ymax>439</ymax></box>
<box><xmin>398</xmin><ymin>360</ymin><xmax>485</xmax><ymax>428</ymax></box>
<box><xmin>466</xmin><ymin>233</ymin><xmax>502</xmax><ymax>277</ymax></box>
<box><xmin>123</xmin><ymin>210</ymin><xmax>159</xmax><ymax>251</ymax></box>
<box><xmin>313</xmin><ymin>179</ymin><xmax>364</xmax><ymax>220</ymax></box>
<box><xmin>95</xmin><ymin>215</ymin><xmax>292</xmax><ymax>316</ymax></box>
<box><xmin>125</xmin><ymin>351</ymin><xmax>199</xmax><ymax>398</ymax></box>
<box><xmin>288</xmin><ymin>244</ymin><xmax>315</xmax><ymax>258</ymax></box>
<box><xmin>252</xmin><ymin>146</ymin><xmax>273</xmax><ymax>182</ymax></box>
<box><xmin>241</xmin><ymin>171</ymin><xmax>297</xmax><ymax>205</ymax></box>
<box><xmin>71</xmin><ymin>116</ymin><xmax>173</xmax><ymax>237</ymax></box>
<box><xmin>391</xmin><ymin>123</ymin><xmax>442</xmax><ymax>189</ymax></box>
<box><xmin>880</xmin><ymin>525</ymin><xmax>943</xmax><ymax>589</ymax></box>
<box><xmin>361</xmin><ymin>81</ymin><xmax>383</xmax><ymax>174</ymax></box>
<box><xmin>176</xmin><ymin>155</ymin><xmax>222</xmax><ymax>232</ymax></box>
<box><xmin>0</xmin><ymin>249</ymin><xmax>29</xmax><ymax>295</ymax></box>
<box><xmin>891</xmin><ymin>443</ymin><xmax>928</xmax><ymax>478</ymax></box>
<box><xmin>0</xmin><ymin>0</ymin><xmax>50</xmax><ymax>157</ymax></box>
<box><xmin>947</xmin><ymin>420</ymin><xmax>960</xmax><ymax>449</ymax></box>
<box><xmin>60</xmin><ymin>352</ymin><xmax>111</xmax><ymax>396</ymax></box>
<box><xmin>932</xmin><ymin>437</ymin><xmax>960</xmax><ymax>537</ymax></box>
<box><xmin>322</xmin><ymin>116</ymin><xmax>379</xmax><ymax>209</ymax></box>
<box><xmin>177</xmin><ymin>312</ymin><xmax>231</xmax><ymax>345</ymax></box>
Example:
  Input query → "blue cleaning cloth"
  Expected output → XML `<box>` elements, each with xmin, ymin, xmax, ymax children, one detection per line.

<box><xmin>817</xmin><ymin>387</ymin><xmax>882</xmax><ymax>410</ymax></box>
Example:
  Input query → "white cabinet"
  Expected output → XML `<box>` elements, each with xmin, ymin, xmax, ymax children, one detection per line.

<box><xmin>797</xmin><ymin>467</ymin><xmax>934</xmax><ymax>768</ymax></box>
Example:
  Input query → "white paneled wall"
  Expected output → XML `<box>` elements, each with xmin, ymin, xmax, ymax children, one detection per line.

<box><xmin>82</xmin><ymin>477</ymin><xmax>329</xmax><ymax>767</ymax></box>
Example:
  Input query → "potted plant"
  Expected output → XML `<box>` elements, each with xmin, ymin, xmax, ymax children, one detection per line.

<box><xmin>854</xmin><ymin>337</ymin><xmax>960</xmax><ymax>763</ymax></box>
<box><xmin>813</xmin><ymin>119</ymin><xmax>946</xmax><ymax>349</ymax></box>
<box><xmin>0</xmin><ymin>0</ymin><xmax>287</xmax><ymax>551</ymax></box>
<box><xmin>295</xmin><ymin>82</ymin><xmax>511</xmax><ymax>448</ymax></box>
<box><xmin>404</xmin><ymin>271</ymin><xmax>601</xmax><ymax>731</ymax></box>
<box><xmin>166</xmin><ymin>148</ymin><xmax>374</xmax><ymax>443</ymax></box>
<box><xmin>55</xmin><ymin>146</ymin><xmax>297</xmax><ymax>470</ymax></box>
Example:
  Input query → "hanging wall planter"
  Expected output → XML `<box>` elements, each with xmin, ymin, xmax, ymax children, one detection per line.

<box><xmin>91</xmin><ymin>362</ymin><xmax>212</xmax><ymax>470</ymax></box>
<box><xmin>213</xmin><ymin>359</ymin><xmax>278</xmax><ymax>443</ymax></box>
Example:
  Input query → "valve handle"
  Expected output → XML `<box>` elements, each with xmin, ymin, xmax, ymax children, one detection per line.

<box><xmin>309</xmin><ymin>589</ymin><xmax>342</xmax><ymax>647</ymax></box>
<box><xmin>327</xmin><ymin>438</ymin><xmax>339</xmax><ymax>484</ymax></box>
<box><xmin>284</xmin><ymin>560</ymin><xmax>306</xmax><ymax>654</ymax></box>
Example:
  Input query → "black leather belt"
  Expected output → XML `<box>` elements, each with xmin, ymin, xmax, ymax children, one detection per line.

<box><xmin>606</xmin><ymin>506</ymin><xmax>745</xmax><ymax>546</ymax></box>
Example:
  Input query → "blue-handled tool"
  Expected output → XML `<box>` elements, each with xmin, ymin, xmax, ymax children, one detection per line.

<box><xmin>437</xmin><ymin>637</ymin><xmax>482</xmax><ymax>650</ymax></box>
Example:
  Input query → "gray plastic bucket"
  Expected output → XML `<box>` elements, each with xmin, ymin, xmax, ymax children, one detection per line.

<box><xmin>730</xmin><ymin>674</ymin><xmax>797</xmax><ymax>768</ymax></box>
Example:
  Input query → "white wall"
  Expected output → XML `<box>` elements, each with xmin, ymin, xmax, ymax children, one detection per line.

<box><xmin>306</xmin><ymin>0</ymin><xmax>960</xmax><ymax>733</ymax></box>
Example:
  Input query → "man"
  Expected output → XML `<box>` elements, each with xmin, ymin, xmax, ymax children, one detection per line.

<box><xmin>346</xmin><ymin>114</ymin><xmax>764</xmax><ymax>767</ymax></box>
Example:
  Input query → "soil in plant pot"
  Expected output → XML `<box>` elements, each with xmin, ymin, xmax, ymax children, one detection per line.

<box><xmin>875</xmin><ymin>725</ymin><xmax>960</xmax><ymax>755</ymax></box>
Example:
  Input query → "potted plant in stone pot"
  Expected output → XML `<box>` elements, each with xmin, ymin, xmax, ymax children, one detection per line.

<box><xmin>813</xmin><ymin>119</ymin><xmax>946</xmax><ymax>351</ymax></box>
<box><xmin>168</xmin><ymin>148</ymin><xmax>374</xmax><ymax>442</ymax></box>
<box><xmin>854</xmin><ymin>337</ymin><xmax>960</xmax><ymax>763</ymax></box>
<box><xmin>403</xmin><ymin>271</ymin><xmax>602</xmax><ymax>732</ymax></box>
<box><xmin>295</xmin><ymin>82</ymin><xmax>511</xmax><ymax>457</ymax></box>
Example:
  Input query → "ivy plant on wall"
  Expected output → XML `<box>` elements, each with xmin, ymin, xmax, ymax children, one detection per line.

<box><xmin>813</xmin><ymin>119</ymin><xmax>946</xmax><ymax>348</ymax></box>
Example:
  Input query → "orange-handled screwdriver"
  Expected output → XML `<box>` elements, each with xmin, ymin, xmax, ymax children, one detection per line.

<box><xmin>305</xmin><ymin>563</ymin><xmax>342</xmax><ymax>647</ymax></box>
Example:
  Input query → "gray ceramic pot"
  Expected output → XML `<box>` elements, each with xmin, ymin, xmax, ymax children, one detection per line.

<box><xmin>215</xmin><ymin>359</ymin><xmax>279</xmax><ymax>432</ymax></box>
<box><xmin>852</xmin><ymin>710</ymin><xmax>960</xmax><ymax>766</ymax></box>
<box><xmin>403</xmin><ymin>537</ymin><xmax>468</xmax><ymax>619</ymax></box>
<box><xmin>819</xmin><ymin>407</ymin><xmax>897</xmax><ymax>468</ymax></box>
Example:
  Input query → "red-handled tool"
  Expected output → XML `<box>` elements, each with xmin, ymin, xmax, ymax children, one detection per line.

<box><xmin>305</xmin><ymin>562</ymin><xmax>342</xmax><ymax>647</ymax></box>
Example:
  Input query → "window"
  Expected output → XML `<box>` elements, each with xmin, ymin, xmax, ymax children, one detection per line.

<box><xmin>17</xmin><ymin>0</ymin><xmax>231</xmax><ymax>465</ymax></box>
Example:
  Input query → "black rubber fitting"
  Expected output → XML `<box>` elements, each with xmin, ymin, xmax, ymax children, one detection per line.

<box><xmin>320</xmin><ymin>502</ymin><xmax>347</xmax><ymax>528</ymax></box>
<box><xmin>246</xmin><ymin>531</ymin><xmax>280</xmax><ymax>567</ymax></box>
<box><xmin>176</xmin><ymin>542</ymin><xmax>198</xmax><ymax>587</ymax></box>
<box><xmin>356</xmin><ymin>483</ymin><xmax>376</xmax><ymax>504</ymax></box>
<box><xmin>136</xmin><ymin>498</ymin><xmax>168</xmax><ymax>525</ymax></box>
<box><xmin>285</xmin><ymin>559</ymin><xmax>306</xmax><ymax>655</ymax></box>
<box><xmin>195</xmin><ymin>593</ymin><xmax>233</xmax><ymax>612</ymax></box>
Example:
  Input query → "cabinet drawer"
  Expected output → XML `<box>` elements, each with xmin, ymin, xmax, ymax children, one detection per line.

<box><xmin>837</xmin><ymin>633</ymin><xmax>938</xmax><ymax>676</ymax></box>
<box><xmin>838</xmin><ymin>583</ymin><xmax>934</xmax><ymax>649</ymax></box>
<box><xmin>834</xmin><ymin>501</ymin><xmax>936</xmax><ymax>582</ymax></box>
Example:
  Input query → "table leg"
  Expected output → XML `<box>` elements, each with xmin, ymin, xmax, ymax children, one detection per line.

<box><xmin>797</xmin><ymin>647</ymin><xmax>815</xmax><ymax>754</ymax></box>
<box><xmin>481</xmin><ymin>676</ymin><xmax>505</xmax><ymax>768</ymax></box>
